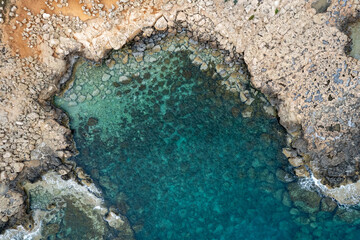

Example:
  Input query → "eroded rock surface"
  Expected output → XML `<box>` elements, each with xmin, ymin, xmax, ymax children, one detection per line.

<box><xmin>1</xmin><ymin>0</ymin><xmax>360</xmax><ymax>232</ymax></box>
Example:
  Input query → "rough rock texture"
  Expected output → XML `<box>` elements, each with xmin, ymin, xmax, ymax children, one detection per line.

<box><xmin>1</xmin><ymin>0</ymin><xmax>360</xmax><ymax>232</ymax></box>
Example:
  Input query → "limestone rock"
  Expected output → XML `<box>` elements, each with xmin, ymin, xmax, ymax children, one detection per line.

<box><xmin>294</xmin><ymin>166</ymin><xmax>310</xmax><ymax>178</ymax></box>
<box><xmin>27</xmin><ymin>112</ymin><xmax>39</xmax><ymax>120</ymax></box>
<box><xmin>241</xmin><ymin>106</ymin><xmax>253</xmax><ymax>118</ymax></box>
<box><xmin>105</xmin><ymin>211</ymin><xmax>124</xmax><ymax>230</ymax></box>
<box><xmin>0</xmin><ymin>110</ymin><xmax>8</xmax><ymax>124</ymax></box>
<box><xmin>334</xmin><ymin>208</ymin><xmax>360</xmax><ymax>223</ymax></box>
<box><xmin>154</xmin><ymin>16</ymin><xmax>168</xmax><ymax>31</ymax></box>
<box><xmin>282</xmin><ymin>148</ymin><xmax>297</xmax><ymax>158</ymax></box>
<box><xmin>288</xmin><ymin>157</ymin><xmax>303</xmax><ymax>167</ymax></box>
<box><xmin>119</xmin><ymin>76</ymin><xmax>130</xmax><ymax>83</ymax></box>
<box><xmin>42</xmin><ymin>13</ymin><xmax>50</xmax><ymax>19</ymax></box>
<box><xmin>176</xmin><ymin>12</ymin><xmax>187</xmax><ymax>22</ymax></box>
<box><xmin>143</xmin><ymin>28</ymin><xmax>154</xmax><ymax>37</ymax></box>
<box><xmin>102</xmin><ymin>73</ymin><xmax>111</xmax><ymax>81</ymax></box>
<box><xmin>200</xmin><ymin>63</ymin><xmax>208</xmax><ymax>71</ymax></box>
<box><xmin>192</xmin><ymin>56</ymin><xmax>204</xmax><ymax>66</ymax></box>
<box><xmin>12</xmin><ymin>163</ymin><xmax>24</xmax><ymax>173</ymax></box>
<box><xmin>2</xmin><ymin>0</ymin><xmax>360</xmax><ymax>230</ymax></box>
<box><xmin>3</xmin><ymin>152</ymin><xmax>11</xmax><ymax>158</ymax></box>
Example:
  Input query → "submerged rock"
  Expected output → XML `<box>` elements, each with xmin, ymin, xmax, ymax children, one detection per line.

<box><xmin>3</xmin><ymin>0</ymin><xmax>360</xmax><ymax>237</ymax></box>
<box><xmin>105</xmin><ymin>211</ymin><xmax>124</xmax><ymax>230</ymax></box>
<box><xmin>133</xmin><ymin>52</ymin><xmax>144</xmax><ymax>62</ymax></box>
<box><xmin>276</xmin><ymin>168</ymin><xmax>295</xmax><ymax>183</ymax></box>
<box><xmin>113</xmin><ymin>82</ymin><xmax>121</xmax><ymax>87</ymax></box>
<box><xmin>287</xmin><ymin>182</ymin><xmax>321</xmax><ymax>214</ymax></box>
<box><xmin>231</xmin><ymin>107</ymin><xmax>240</xmax><ymax>118</ymax></box>
<box><xmin>87</xmin><ymin>117</ymin><xmax>99</xmax><ymax>126</ymax></box>
<box><xmin>311</xmin><ymin>0</ymin><xmax>331</xmax><ymax>13</ymax></box>
<box><xmin>102</xmin><ymin>73</ymin><xmax>111</xmax><ymax>81</ymax></box>
<box><xmin>2</xmin><ymin>172</ymin><xmax>134</xmax><ymax>239</ymax></box>
<box><xmin>119</xmin><ymin>76</ymin><xmax>131</xmax><ymax>84</ymax></box>
<box><xmin>334</xmin><ymin>208</ymin><xmax>360</xmax><ymax>224</ymax></box>
<box><xmin>241</xmin><ymin>106</ymin><xmax>253</xmax><ymax>118</ymax></box>
<box><xmin>320</xmin><ymin>197</ymin><xmax>338</xmax><ymax>212</ymax></box>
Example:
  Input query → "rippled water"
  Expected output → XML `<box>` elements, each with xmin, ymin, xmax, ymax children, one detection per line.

<box><xmin>51</xmin><ymin>33</ymin><xmax>360</xmax><ymax>239</ymax></box>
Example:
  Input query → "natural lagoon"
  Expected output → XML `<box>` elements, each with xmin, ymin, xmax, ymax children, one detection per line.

<box><xmin>2</xmin><ymin>0</ymin><xmax>360</xmax><ymax>239</ymax></box>
<box><xmin>48</xmin><ymin>32</ymin><xmax>360</xmax><ymax>239</ymax></box>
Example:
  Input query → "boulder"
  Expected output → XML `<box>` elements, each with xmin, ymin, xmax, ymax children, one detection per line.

<box><xmin>276</xmin><ymin>168</ymin><xmax>295</xmax><ymax>183</ymax></box>
<box><xmin>287</xmin><ymin>182</ymin><xmax>321</xmax><ymax>214</ymax></box>
<box><xmin>154</xmin><ymin>16</ymin><xmax>168</xmax><ymax>31</ymax></box>
<box><xmin>282</xmin><ymin>148</ymin><xmax>297</xmax><ymax>158</ymax></box>
<box><xmin>294</xmin><ymin>166</ymin><xmax>310</xmax><ymax>178</ymax></box>
<box><xmin>176</xmin><ymin>12</ymin><xmax>187</xmax><ymax>22</ymax></box>
<box><xmin>133</xmin><ymin>52</ymin><xmax>144</xmax><ymax>62</ymax></box>
<box><xmin>288</xmin><ymin>157</ymin><xmax>303</xmax><ymax>167</ymax></box>
<box><xmin>292</xmin><ymin>138</ymin><xmax>308</xmax><ymax>155</ymax></box>
<box><xmin>12</xmin><ymin>163</ymin><xmax>24</xmax><ymax>173</ymax></box>
<box><xmin>105</xmin><ymin>211</ymin><xmax>125</xmax><ymax>230</ymax></box>
<box><xmin>119</xmin><ymin>76</ymin><xmax>131</xmax><ymax>84</ymax></box>
<box><xmin>334</xmin><ymin>208</ymin><xmax>360</xmax><ymax>224</ymax></box>
<box><xmin>320</xmin><ymin>197</ymin><xmax>337</xmax><ymax>212</ymax></box>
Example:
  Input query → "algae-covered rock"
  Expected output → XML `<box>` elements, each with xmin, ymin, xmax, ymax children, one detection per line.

<box><xmin>287</xmin><ymin>182</ymin><xmax>321</xmax><ymax>214</ymax></box>
<box><xmin>276</xmin><ymin>168</ymin><xmax>295</xmax><ymax>183</ymax></box>
<box><xmin>2</xmin><ymin>172</ymin><xmax>135</xmax><ymax>240</ymax></box>
<box><xmin>87</xmin><ymin>117</ymin><xmax>99</xmax><ymax>126</ymax></box>
<box><xmin>320</xmin><ymin>197</ymin><xmax>337</xmax><ymax>212</ymax></box>
<box><xmin>334</xmin><ymin>208</ymin><xmax>360</xmax><ymax>224</ymax></box>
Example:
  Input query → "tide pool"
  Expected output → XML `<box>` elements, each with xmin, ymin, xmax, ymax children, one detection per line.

<box><xmin>51</xmin><ymin>32</ymin><xmax>360</xmax><ymax>240</ymax></box>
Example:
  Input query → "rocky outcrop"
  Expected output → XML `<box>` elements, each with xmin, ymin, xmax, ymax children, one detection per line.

<box><xmin>1</xmin><ymin>0</ymin><xmax>360</xmax><ymax>232</ymax></box>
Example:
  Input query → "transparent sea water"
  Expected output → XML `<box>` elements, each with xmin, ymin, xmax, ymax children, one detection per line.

<box><xmin>51</xmin><ymin>34</ymin><xmax>360</xmax><ymax>240</ymax></box>
<box><xmin>349</xmin><ymin>21</ymin><xmax>360</xmax><ymax>60</ymax></box>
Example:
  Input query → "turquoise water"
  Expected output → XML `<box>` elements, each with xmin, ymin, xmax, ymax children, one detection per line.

<box><xmin>53</xmin><ymin>33</ymin><xmax>360</xmax><ymax>239</ymax></box>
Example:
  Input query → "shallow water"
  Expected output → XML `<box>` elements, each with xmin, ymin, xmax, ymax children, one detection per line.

<box><xmin>1</xmin><ymin>172</ymin><xmax>128</xmax><ymax>240</ymax></box>
<box><xmin>311</xmin><ymin>0</ymin><xmax>331</xmax><ymax>13</ymax></box>
<box><xmin>349</xmin><ymin>21</ymin><xmax>360</xmax><ymax>60</ymax></box>
<box><xmin>52</xmin><ymin>33</ymin><xmax>360</xmax><ymax>239</ymax></box>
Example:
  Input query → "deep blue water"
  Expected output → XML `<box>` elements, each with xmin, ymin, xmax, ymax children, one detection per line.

<box><xmin>53</xmin><ymin>34</ymin><xmax>360</xmax><ymax>240</ymax></box>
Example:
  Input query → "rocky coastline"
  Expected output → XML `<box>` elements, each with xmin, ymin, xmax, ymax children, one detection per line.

<box><xmin>1</xmin><ymin>0</ymin><xmax>360</xmax><ymax>234</ymax></box>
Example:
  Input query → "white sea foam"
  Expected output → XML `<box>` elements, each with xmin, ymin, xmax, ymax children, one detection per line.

<box><xmin>299</xmin><ymin>172</ymin><xmax>360</xmax><ymax>206</ymax></box>
<box><xmin>0</xmin><ymin>171</ymin><xmax>107</xmax><ymax>239</ymax></box>
<box><xmin>40</xmin><ymin>171</ymin><xmax>103</xmax><ymax>202</ymax></box>
<box><xmin>0</xmin><ymin>210</ymin><xmax>44</xmax><ymax>240</ymax></box>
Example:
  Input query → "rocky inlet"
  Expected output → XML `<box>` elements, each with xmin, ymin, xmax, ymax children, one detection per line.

<box><xmin>1</xmin><ymin>0</ymin><xmax>360</xmax><ymax>239</ymax></box>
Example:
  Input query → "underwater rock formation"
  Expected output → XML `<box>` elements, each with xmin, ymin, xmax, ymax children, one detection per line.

<box><xmin>1</xmin><ymin>0</ymin><xmax>360</xmax><ymax>234</ymax></box>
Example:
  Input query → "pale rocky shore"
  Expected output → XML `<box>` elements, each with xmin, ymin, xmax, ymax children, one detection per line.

<box><xmin>1</xmin><ymin>0</ymin><xmax>360</xmax><ymax>233</ymax></box>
